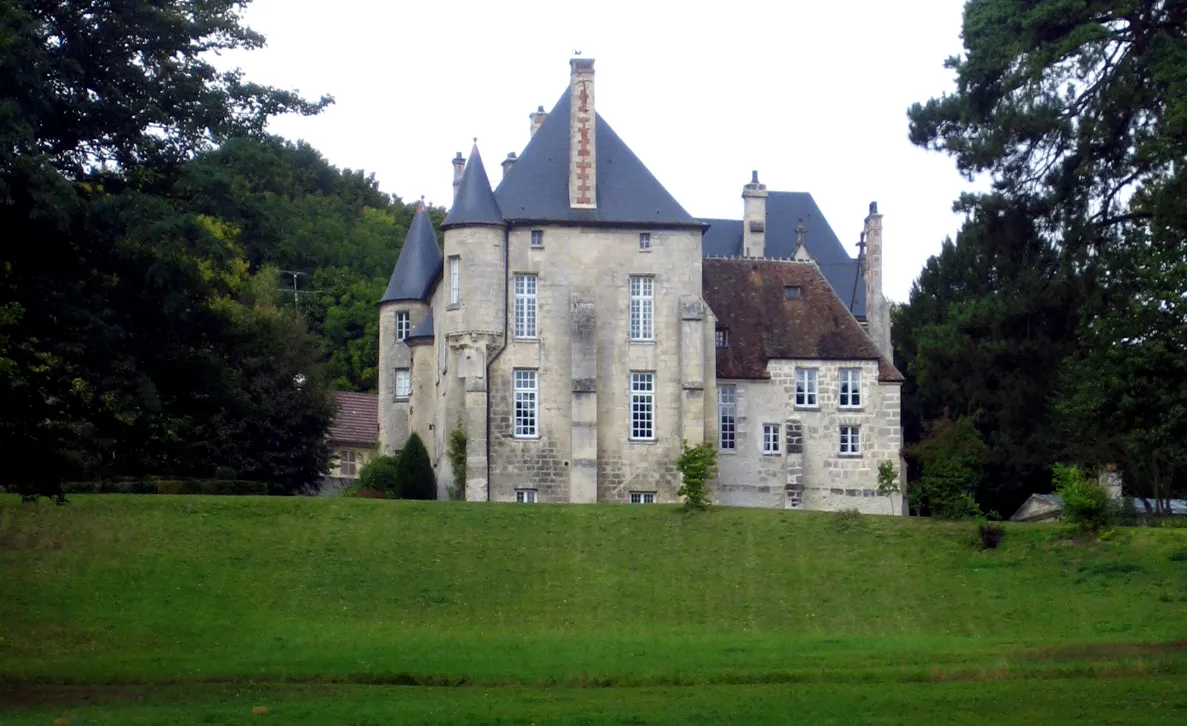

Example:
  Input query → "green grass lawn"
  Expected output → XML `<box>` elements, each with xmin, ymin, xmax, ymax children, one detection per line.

<box><xmin>2</xmin><ymin>495</ymin><xmax>1187</xmax><ymax>723</ymax></box>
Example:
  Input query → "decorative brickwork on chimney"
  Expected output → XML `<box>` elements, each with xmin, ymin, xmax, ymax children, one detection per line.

<box><xmin>742</xmin><ymin>171</ymin><xmax>768</xmax><ymax>257</ymax></box>
<box><xmin>569</xmin><ymin>58</ymin><xmax>596</xmax><ymax>210</ymax></box>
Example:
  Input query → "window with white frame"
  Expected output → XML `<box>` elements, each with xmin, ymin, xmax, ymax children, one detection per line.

<box><xmin>514</xmin><ymin>274</ymin><xmax>538</xmax><ymax>338</ymax></box>
<box><xmin>515</xmin><ymin>489</ymin><xmax>538</xmax><ymax>503</ymax></box>
<box><xmin>530</xmin><ymin>229</ymin><xmax>544</xmax><ymax>248</ymax></box>
<box><xmin>639</xmin><ymin>232</ymin><xmax>651</xmax><ymax>251</ymax></box>
<box><xmin>396</xmin><ymin>311</ymin><xmax>411</xmax><ymax>341</ymax></box>
<box><xmin>629</xmin><ymin>276</ymin><xmax>654</xmax><ymax>341</ymax></box>
<box><xmin>395</xmin><ymin>368</ymin><xmax>411</xmax><ymax>399</ymax></box>
<box><xmin>630</xmin><ymin>371</ymin><xmax>655</xmax><ymax>440</ymax></box>
<box><xmin>839</xmin><ymin>368</ymin><xmax>862</xmax><ymax>408</ymax></box>
<box><xmin>513</xmin><ymin>369</ymin><xmax>538</xmax><ymax>438</ymax></box>
<box><xmin>719</xmin><ymin>385</ymin><xmax>736</xmax><ymax>450</ymax></box>
<box><xmin>715</xmin><ymin>329</ymin><xmax>728</xmax><ymax>349</ymax></box>
<box><xmin>840</xmin><ymin>425</ymin><xmax>861</xmax><ymax>455</ymax></box>
<box><xmin>762</xmin><ymin>424</ymin><xmax>781</xmax><ymax>454</ymax></box>
<box><xmin>629</xmin><ymin>491</ymin><xmax>656</xmax><ymax>504</ymax></box>
<box><xmin>340</xmin><ymin>449</ymin><xmax>357</xmax><ymax>477</ymax></box>
<box><xmin>448</xmin><ymin>256</ymin><xmax>460</xmax><ymax>305</ymax></box>
<box><xmin>795</xmin><ymin>368</ymin><xmax>818</xmax><ymax>407</ymax></box>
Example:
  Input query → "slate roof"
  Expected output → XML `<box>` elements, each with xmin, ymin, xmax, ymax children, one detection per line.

<box><xmin>700</xmin><ymin>192</ymin><xmax>867</xmax><ymax>319</ymax></box>
<box><xmin>380</xmin><ymin>203</ymin><xmax>443</xmax><ymax>304</ymax></box>
<box><xmin>406</xmin><ymin>309</ymin><xmax>434</xmax><ymax>344</ymax></box>
<box><xmin>494</xmin><ymin>89</ymin><xmax>701</xmax><ymax>227</ymax></box>
<box><xmin>328</xmin><ymin>392</ymin><xmax>378</xmax><ymax>446</ymax></box>
<box><xmin>443</xmin><ymin>145</ymin><xmax>505</xmax><ymax>228</ymax></box>
<box><xmin>702</xmin><ymin>258</ymin><xmax>902</xmax><ymax>382</ymax></box>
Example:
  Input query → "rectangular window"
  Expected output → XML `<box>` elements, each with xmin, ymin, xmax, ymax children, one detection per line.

<box><xmin>448</xmin><ymin>256</ymin><xmax>460</xmax><ymax>305</ymax></box>
<box><xmin>630</xmin><ymin>371</ymin><xmax>655</xmax><ymax>440</ymax></box>
<box><xmin>514</xmin><ymin>274</ymin><xmax>538</xmax><ymax>338</ymax></box>
<box><xmin>395</xmin><ymin>368</ymin><xmax>411</xmax><ymax>398</ymax></box>
<box><xmin>629</xmin><ymin>491</ymin><xmax>656</xmax><ymax>504</ymax></box>
<box><xmin>784</xmin><ymin>286</ymin><xmax>802</xmax><ymax>300</ymax></box>
<box><xmin>513</xmin><ymin>369</ymin><xmax>538</xmax><ymax>438</ymax></box>
<box><xmin>763</xmin><ymin>424</ymin><xmax>781</xmax><ymax>454</ymax></box>
<box><xmin>639</xmin><ymin>232</ymin><xmax>651</xmax><ymax>251</ymax></box>
<box><xmin>396</xmin><ymin>311</ymin><xmax>411</xmax><ymax>341</ymax></box>
<box><xmin>795</xmin><ymin>368</ymin><xmax>818</xmax><ymax>407</ymax></box>
<box><xmin>840</xmin><ymin>425</ymin><xmax>861</xmax><ymax>455</ymax></box>
<box><xmin>715</xmin><ymin>329</ymin><xmax>728</xmax><ymax>349</ymax></box>
<box><xmin>530</xmin><ymin>229</ymin><xmax>544</xmax><ymax>248</ymax></box>
<box><xmin>839</xmin><ymin>368</ymin><xmax>862</xmax><ymax>408</ymax></box>
<box><xmin>629</xmin><ymin>276</ymin><xmax>654</xmax><ymax>341</ymax></box>
<box><xmin>340</xmin><ymin>449</ymin><xmax>357</xmax><ymax>478</ymax></box>
<box><xmin>719</xmin><ymin>385</ymin><xmax>736</xmax><ymax>450</ymax></box>
<box><xmin>515</xmin><ymin>489</ymin><xmax>538</xmax><ymax>503</ymax></box>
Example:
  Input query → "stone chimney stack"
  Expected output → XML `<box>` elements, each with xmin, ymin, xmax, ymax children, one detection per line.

<box><xmin>568</xmin><ymin>57</ymin><xmax>596</xmax><ymax>210</ymax></box>
<box><xmin>862</xmin><ymin>201</ymin><xmax>892</xmax><ymax>360</ymax></box>
<box><xmin>742</xmin><ymin>170</ymin><xmax>768</xmax><ymax>258</ymax></box>
<box><xmin>502</xmin><ymin>152</ymin><xmax>518</xmax><ymax>179</ymax></box>
<box><xmin>451</xmin><ymin>151</ymin><xmax>465</xmax><ymax>201</ymax></box>
<box><xmin>529</xmin><ymin>105</ymin><xmax>548</xmax><ymax>138</ymax></box>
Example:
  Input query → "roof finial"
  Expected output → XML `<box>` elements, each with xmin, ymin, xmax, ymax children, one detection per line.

<box><xmin>795</xmin><ymin>217</ymin><xmax>808</xmax><ymax>247</ymax></box>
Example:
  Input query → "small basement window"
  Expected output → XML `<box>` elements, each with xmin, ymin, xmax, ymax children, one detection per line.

<box><xmin>515</xmin><ymin>489</ymin><xmax>538</xmax><ymax>503</ymax></box>
<box><xmin>784</xmin><ymin>286</ymin><xmax>802</xmax><ymax>300</ymax></box>
<box><xmin>629</xmin><ymin>491</ymin><xmax>656</xmax><ymax>504</ymax></box>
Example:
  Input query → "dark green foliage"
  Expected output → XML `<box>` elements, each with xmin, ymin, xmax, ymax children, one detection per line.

<box><xmin>908</xmin><ymin>414</ymin><xmax>986</xmax><ymax>520</ymax></box>
<box><xmin>0</xmin><ymin>1</ymin><xmax>337</xmax><ymax>500</ymax></box>
<box><xmin>358</xmin><ymin>455</ymin><xmax>400</xmax><ymax>498</ymax></box>
<box><xmin>395</xmin><ymin>434</ymin><xmax>436</xmax><ymax>501</ymax></box>
<box><xmin>677</xmin><ymin>440</ymin><xmax>716</xmax><ymax>511</ymax></box>
<box><xmin>154</xmin><ymin>480</ymin><xmax>269</xmax><ymax>496</ymax></box>
<box><xmin>447</xmin><ymin>427</ymin><xmax>468</xmax><ymax>501</ymax></box>
<box><xmin>976</xmin><ymin>518</ymin><xmax>1006</xmax><ymax>550</ymax></box>
<box><xmin>876</xmin><ymin>461</ymin><xmax>901</xmax><ymax>515</ymax></box>
<box><xmin>1052</xmin><ymin>464</ymin><xmax>1114</xmax><ymax>534</ymax></box>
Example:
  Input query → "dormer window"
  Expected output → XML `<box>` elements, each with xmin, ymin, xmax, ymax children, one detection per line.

<box><xmin>784</xmin><ymin>286</ymin><xmax>802</xmax><ymax>300</ymax></box>
<box><xmin>715</xmin><ymin>329</ymin><xmax>728</xmax><ymax>349</ymax></box>
<box><xmin>639</xmin><ymin>232</ymin><xmax>651</xmax><ymax>251</ymax></box>
<box><xmin>531</xmin><ymin>230</ymin><xmax>544</xmax><ymax>248</ymax></box>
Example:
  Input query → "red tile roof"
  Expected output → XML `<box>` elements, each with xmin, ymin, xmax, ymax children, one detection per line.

<box><xmin>328</xmin><ymin>392</ymin><xmax>379</xmax><ymax>446</ymax></box>
<box><xmin>703</xmin><ymin>258</ymin><xmax>904</xmax><ymax>382</ymax></box>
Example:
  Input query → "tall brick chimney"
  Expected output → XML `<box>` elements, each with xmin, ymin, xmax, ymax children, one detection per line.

<box><xmin>862</xmin><ymin>201</ymin><xmax>892</xmax><ymax>360</ymax></box>
<box><xmin>530</xmin><ymin>105</ymin><xmax>548</xmax><ymax>138</ymax></box>
<box><xmin>451</xmin><ymin>151</ymin><xmax>465</xmax><ymax>201</ymax></box>
<box><xmin>742</xmin><ymin>170</ymin><xmax>768</xmax><ymax>257</ymax></box>
<box><xmin>502</xmin><ymin>152</ymin><xmax>517</xmax><ymax>179</ymax></box>
<box><xmin>568</xmin><ymin>57</ymin><xmax>596</xmax><ymax>210</ymax></box>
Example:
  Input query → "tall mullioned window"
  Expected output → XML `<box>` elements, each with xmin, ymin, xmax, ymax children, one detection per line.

<box><xmin>514</xmin><ymin>274</ymin><xmax>538</xmax><ymax>338</ymax></box>
<box><xmin>630</xmin><ymin>371</ymin><xmax>655</xmax><ymax>440</ymax></box>
<box><xmin>719</xmin><ymin>385</ymin><xmax>736</xmax><ymax>450</ymax></box>
<box><xmin>795</xmin><ymin>368</ymin><xmax>818</xmax><ymax>407</ymax></box>
<box><xmin>839</xmin><ymin>368</ymin><xmax>862</xmax><ymax>408</ymax></box>
<box><xmin>396</xmin><ymin>311</ymin><xmax>411</xmax><ymax>341</ymax></box>
<box><xmin>513</xmin><ymin>369</ymin><xmax>538</xmax><ymax>438</ymax></box>
<box><xmin>448</xmin><ymin>256</ymin><xmax>460</xmax><ymax>305</ymax></box>
<box><xmin>629</xmin><ymin>276</ymin><xmax>654</xmax><ymax>341</ymax></box>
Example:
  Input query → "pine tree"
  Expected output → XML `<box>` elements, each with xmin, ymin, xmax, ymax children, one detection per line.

<box><xmin>395</xmin><ymin>433</ymin><xmax>436</xmax><ymax>501</ymax></box>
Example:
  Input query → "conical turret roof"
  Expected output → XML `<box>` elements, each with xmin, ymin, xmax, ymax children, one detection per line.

<box><xmin>443</xmin><ymin>144</ymin><xmax>504</xmax><ymax>228</ymax></box>
<box><xmin>380</xmin><ymin>202</ymin><xmax>443</xmax><ymax>304</ymax></box>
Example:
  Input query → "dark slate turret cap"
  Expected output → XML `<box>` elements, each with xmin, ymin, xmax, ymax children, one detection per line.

<box><xmin>442</xmin><ymin>143</ymin><xmax>505</xmax><ymax>228</ymax></box>
<box><xmin>380</xmin><ymin>201</ymin><xmax>443</xmax><ymax>304</ymax></box>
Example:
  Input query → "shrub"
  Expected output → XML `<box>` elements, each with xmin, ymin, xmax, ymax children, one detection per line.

<box><xmin>358</xmin><ymin>455</ymin><xmax>400</xmax><ymax>498</ymax></box>
<box><xmin>976</xmin><ymin>518</ymin><xmax>1006</xmax><ymax>549</ymax></box>
<box><xmin>396</xmin><ymin>433</ymin><xmax>436</xmax><ymax>500</ymax></box>
<box><xmin>677</xmin><ymin>440</ymin><xmax>716</xmax><ymax>511</ymax></box>
<box><xmin>876</xmin><ymin>461</ymin><xmax>901</xmax><ymax>514</ymax></box>
<box><xmin>907</xmin><ymin>413</ymin><xmax>987</xmax><ymax>520</ymax></box>
<box><xmin>447</xmin><ymin>426</ymin><xmax>467</xmax><ymax>501</ymax></box>
<box><xmin>1053</xmin><ymin>463</ymin><xmax>1114</xmax><ymax>534</ymax></box>
<box><xmin>155</xmin><ymin>479</ymin><xmax>268</xmax><ymax>495</ymax></box>
<box><xmin>214</xmin><ymin>466</ymin><xmax>238</xmax><ymax>480</ymax></box>
<box><xmin>344</xmin><ymin>485</ymin><xmax>388</xmax><ymax>499</ymax></box>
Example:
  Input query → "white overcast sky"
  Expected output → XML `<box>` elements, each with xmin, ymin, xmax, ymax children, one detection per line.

<box><xmin>221</xmin><ymin>0</ymin><xmax>981</xmax><ymax>302</ymax></box>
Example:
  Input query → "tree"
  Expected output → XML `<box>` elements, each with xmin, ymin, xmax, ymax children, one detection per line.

<box><xmin>876</xmin><ymin>461</ymin><xmax>901</xmax><ymax>516</ymax></box>
<box><xmin>1</xmin><ymin>1</ymin><xmax>332</xmax><ymax>500</ymax></box>
<box><xmin>358</xmin><ymin>455</ymin><xmax>400</xmax><ymax>498</ymax></box>
<box><xmin>395</xmin><ymin>434</ymin><xmax>436</xmax><ymax>501</ymax></box>
<box><xmin>676</xmin><ymin>440</ymin><xmax>716</xmax><ymax>511</ymax></box>
<box><xmin>908</xmin><ymin>414</ymin><xmax>986</xmax><ymax>520</ymax></box>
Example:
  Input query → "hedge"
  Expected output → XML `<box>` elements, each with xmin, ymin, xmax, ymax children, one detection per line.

<box><xmin>57</xmin><ymin>478</ymin><xmax>268</xmax><ymax>496</ymax></box>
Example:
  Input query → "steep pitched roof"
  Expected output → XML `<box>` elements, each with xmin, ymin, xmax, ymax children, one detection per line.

<box><xmin>443</xmin><ymin>145</ymin><xmax>504</xmax><ymax>228</ymax></box>
<box><xmin>328</xmin><ymin>392</ymin><xmax>379</xmax><ymax>446</ymax></box>
<box><xmin>406</xmin><ymin>309</ymin><xmax>434</xmax><ymax>345</ymax></box>
<box><xmin>495</xmin><ymin>89</ymin><xmax>701</xmax><ymax>227</ymax></box>
<box><xmin>703</xmin><ymin>258</ymin><xmax>902</xmax><ymax>382</ymax></box>
<box><xmin>380</xmin><ymin>203</ymin><xmax>443</xmax><ymax>304</ymax></box>
<box><xmin>699</xmin><ymin>192</ymin><xmax>867</xmax><ymax>318</ymax></box>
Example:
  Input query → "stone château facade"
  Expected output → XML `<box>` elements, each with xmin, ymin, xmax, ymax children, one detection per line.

<box><xmin>378</xmin><ymin>58</ymin><xmax>904</xmax><ymax>512</ymax></box>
